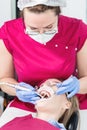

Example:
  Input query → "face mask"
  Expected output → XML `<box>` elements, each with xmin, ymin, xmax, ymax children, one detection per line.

<box><xmin>25</xmin><ymin>27</ymin><xmax>58</xmax><ymax>45</ymax></box>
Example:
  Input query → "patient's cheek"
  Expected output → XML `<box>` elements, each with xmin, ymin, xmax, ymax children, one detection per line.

<box><xmin>35</xmin><ymin>99</ymin><xmax>47</xmax><ymax>111</ymax></box>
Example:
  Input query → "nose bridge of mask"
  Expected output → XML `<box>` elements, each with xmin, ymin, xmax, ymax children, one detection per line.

<box><xmin>40</xmin><ymin>33</ymin><xmax>54</xmax><ymax>44</ymax></box>
<box><xmin>39</xmin><ymin>33</ymin><xmax>50</xmax><ymax>43</ymax></box>
<box><xmin>33</xmin><ymin>33</ymin><xmax>45</xmax><ymax>44</ymax></box>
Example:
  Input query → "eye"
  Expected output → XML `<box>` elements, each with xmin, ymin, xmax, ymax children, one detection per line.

<box><xmin>28</xmin><ymin>26</ymin><xmax>38</xmax><ymax>30</ymax></box>
<box><xmin>30</xmin><ymin>27</ymin><xmax>37</xmax><ymax>30</ymax></box>
<box><xmin>45</xmin><ymin>25</ymin><xmax>53</xmax><ymax>30</ymax></box>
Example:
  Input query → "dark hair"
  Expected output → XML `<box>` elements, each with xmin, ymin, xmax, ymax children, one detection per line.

<box><xmin>20</xmin><ymin>5</ymin><xmax>61</xmax><ymax>17</ymax></box>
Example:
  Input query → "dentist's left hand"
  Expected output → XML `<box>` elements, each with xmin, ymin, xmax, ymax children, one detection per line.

<box><xmin>16</xmin><ymin>82</ymin><xmax>40</xmax><ymax>104</ymax></box>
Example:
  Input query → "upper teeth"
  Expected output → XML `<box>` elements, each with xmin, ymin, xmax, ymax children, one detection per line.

<box><xmin>37</xmin><ymin>85</ymin><xmax>54</xmax><ymax>98</ymax></box>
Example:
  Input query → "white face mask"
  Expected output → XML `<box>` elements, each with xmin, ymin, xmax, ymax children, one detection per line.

<box><xmin>25</xmin><ymin>27</ymin><xmax>58</xmax><ymax>45</ymax></box>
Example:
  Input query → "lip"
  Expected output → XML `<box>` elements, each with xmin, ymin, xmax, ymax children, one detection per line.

<box><xmin>37</xmin><ymin>86</ymin><xmax>54</xmax><ymax>98</ymax></box>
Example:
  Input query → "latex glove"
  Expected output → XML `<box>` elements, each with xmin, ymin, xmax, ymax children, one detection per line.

<box><xmin>56</xmin><ymin>76</ymin><xmax>80</xmax><ymax>98</ymax></box>
<box><xmin>16</xmin><ymin>82</ymin><xmax>40</xmax><ymax>104</ymax></box>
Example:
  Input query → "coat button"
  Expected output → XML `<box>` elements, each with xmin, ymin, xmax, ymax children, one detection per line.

<box><xmin>55</xmin><ymin>44</ymin><xmax>58</xmax><ymax>47</ymax></box>
<box><xmin>65</xmin><ymin>46</ymin><xmax>68</xmax><ymax>49</ymax></box>
<box><xmin>75</xmin><ymin>48</ymin><xmax>78</xmax><ymax>51</ymax></box>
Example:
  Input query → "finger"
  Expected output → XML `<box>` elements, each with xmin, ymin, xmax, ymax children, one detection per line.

<box><xmin>56</xmin><ymin>83</ymin><xmax>62</xmax><ymax>88</ymax></box>
<box><xmin>67</xmin><ymin>90</ymin><xmax>76</xmax><ymax>98</ymax></box>
<box><xmin>29</xmin><ymin>101</ymin><xmax>36</xmax><ymax>104</ymax></box>
<box><xmin>30</xmin><ymin>96</ymin><xmax>41</xmax><ymax>100</ymax></box>
<box><xmin>16</xmin><ymin>90</ymin><xmax>32</xmax><ymax>96</ymax></box>
<box><xmin>17</xmin><ymin>97</ymin><xmax>29</xmax><ymax>102</ymax></box>
<box><xmin>19</xmin><ymin>82</ymin><xmax>35</xmax><ymax>90</ymax></box>
<box><xmin>23</xmin><ymin>92</ymin><xmax>41</xmax><ymax>98</ymax></box>
<box><xmin>56</xmin><ymin>87</ymin><xmax>70</xmax><ymax>94</ymax></box>
<box><xmin>63</xmin><ymin>77</ymin><xmax>73</xmax><ymax>85</ymax></box>
<box><xmin>56</xmin><ymin>89</ymin><xmax>66</xmax><ymax>95</ymax></box>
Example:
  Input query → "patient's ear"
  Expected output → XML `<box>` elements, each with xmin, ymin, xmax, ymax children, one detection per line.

<box><xmin>64</xmin><ymin>101</ymin><xmax>71</xmax><ymax>109</ymax></box>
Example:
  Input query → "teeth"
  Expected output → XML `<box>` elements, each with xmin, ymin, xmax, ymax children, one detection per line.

<box><xmin>40</xmin><ymin>90</ymin><xmax>50</xmax><ymax>98</ymax></box>
<box><xmin>37</xmin><ymin>85</ymin><xmax>54</xmax><ymax>98</ymax></box>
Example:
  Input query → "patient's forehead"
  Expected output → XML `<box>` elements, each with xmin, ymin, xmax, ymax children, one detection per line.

<box><xmin>41</xmin><ymin>79</ymin><xmax>60</xmax><ymax>85</ymax></box>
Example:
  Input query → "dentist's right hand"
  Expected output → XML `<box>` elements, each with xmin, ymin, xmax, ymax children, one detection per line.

<box><xmin>16</xmin><ymin>82</ymin><xmax>40</xmax><ymax>104</ymax></box>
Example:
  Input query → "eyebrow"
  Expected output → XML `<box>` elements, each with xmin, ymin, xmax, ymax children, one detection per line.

<box><xmin>28</xmin><ymin>22</ymin><xmax>55</xmax><ymax>29</ymax></box>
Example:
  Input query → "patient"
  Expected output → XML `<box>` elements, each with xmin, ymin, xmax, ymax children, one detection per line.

<box><xmin>36</xmin><ymin>79</ymin><xmax>79</xmax><ymax>129</ymax></box>
<box><xmin>0</xmin><ymin>79</ymin><xmax>79</xmax><ymax>130</ymax></box>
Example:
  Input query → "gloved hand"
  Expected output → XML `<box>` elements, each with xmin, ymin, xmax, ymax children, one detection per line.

<box><xmin>16</xmin><ymin>82</ymin><xmax>40</xmax><ymax>104</ymax></box>
<box><xmin>56</xmin><ymin>76</ymin><xmax>80</xmax><ymax>98</ymax></box>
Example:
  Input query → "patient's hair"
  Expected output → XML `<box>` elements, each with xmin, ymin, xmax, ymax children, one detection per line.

<box><xmin>59</xmin><ymin>95</ymin><xmax>79</xmax><ymax>130</ymax></box>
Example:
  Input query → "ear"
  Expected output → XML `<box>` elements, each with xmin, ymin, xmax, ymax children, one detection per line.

<box><xmin>64</xmin><ymin>101</ymin><xmax>72</xmax><ymax>109</ymax></box>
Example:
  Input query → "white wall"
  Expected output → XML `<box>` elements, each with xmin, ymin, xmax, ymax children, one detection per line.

<box><xmin>0</xmin><ymin>0</ymin><xmax>11</xmax><ymax>26</ymax></box>
<box><xmin>0</xmin><ymin>0</ymin><xmax>16</xmax><ymax>27</ymax></box>
<box><xmin>0</xmin><ymin>0</ymin><xmax>87</xmax><ymax>27</ymax></box>
<box><xmin>61</xmin><ymin>0</ymin><xmax>87</xmax><ymax>23</ymax></box>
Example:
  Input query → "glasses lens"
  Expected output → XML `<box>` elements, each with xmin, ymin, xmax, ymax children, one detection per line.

<box><xmin>29</xmin><ymin>32</ymin><xmax>39</xmax><ymax>35</ymax></box>
<box><xmin>25</xmin><ymin>28</ymin><xmax>39</xmax><ymax>35</ymax></box>
<box><xmin>27</xmin><ymin>31</ymin><xmax>39</xmax><ymax>35</ymax></box>
<box><xmin>44</xmin><ymin>30</ymin><xmax>56</xmax><ymax>35</ymax></box>
<box><xmin>25</xmin><ymin>28</ymin><xmax>57</xmax><ymax>35</ymax></box>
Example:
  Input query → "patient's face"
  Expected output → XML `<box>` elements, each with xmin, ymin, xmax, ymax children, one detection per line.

<box><xmin>35</xmin><ymin>79</ymin><xmax>69</xmax><ymax>113</ymax></box>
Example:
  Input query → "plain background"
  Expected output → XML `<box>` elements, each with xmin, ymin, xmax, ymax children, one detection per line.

<box><xmin>0</xmin><ymin>0</ymin><xmax>87</xmax><ymax>26</ymax></box>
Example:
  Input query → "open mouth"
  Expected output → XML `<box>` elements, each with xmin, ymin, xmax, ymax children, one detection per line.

<box><xmin>37</xmin><ymin>85</ymin><xmax>54</xmax><ymax>99</ymax></box>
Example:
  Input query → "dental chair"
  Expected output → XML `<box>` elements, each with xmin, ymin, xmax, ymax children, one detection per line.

<box><xmin>3</xmin><ymin>93</ymin><xmax>14</xmax><ymax>110</ymax></box>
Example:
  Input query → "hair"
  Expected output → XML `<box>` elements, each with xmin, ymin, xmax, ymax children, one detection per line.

<box><xmin>59</xmin><ymin>96</ymin><xmax>80</xmax><ymax>130</ymax></box>
<box><xmin>20</xmin><ymin>5</ymin><xmax>61</xmax><ymax>17</ymax></box>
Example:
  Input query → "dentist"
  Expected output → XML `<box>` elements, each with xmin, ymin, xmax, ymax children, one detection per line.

<box><xmin>0</xmin><ymin>0</ymin><xmax>87</xmax><ymax>129</ymax></box>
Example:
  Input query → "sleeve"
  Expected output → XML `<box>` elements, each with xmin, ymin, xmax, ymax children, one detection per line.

<box><xmin>0</xmin><ymin>23</ymin><xmax>12</xmax><ymax>54</ymax></box>
<box><xmin>77</xmin><ymin>20</ymin><xmax>87</xmax><ymax>51</ymax></box>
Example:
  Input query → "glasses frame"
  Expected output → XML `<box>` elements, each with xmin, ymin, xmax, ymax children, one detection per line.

<box><xmin>25</xmin><ymin>28</ymin><xmax>57</xmax><ymax>35</ymax></box>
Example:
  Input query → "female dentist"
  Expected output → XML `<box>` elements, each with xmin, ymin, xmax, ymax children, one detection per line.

<box><xmin>0</xmin><ymin>0</ymin><xmax>87</xmax><ymax>129</ymax></box>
